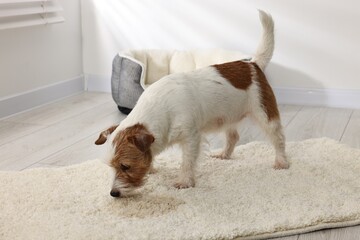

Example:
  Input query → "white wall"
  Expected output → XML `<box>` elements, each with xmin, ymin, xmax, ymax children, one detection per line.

<box><xmin>0</xmin><ymin>0</ymin><xmax>83</xmax><ymax>98</ymax></box>
<box><xmin>81</xmin><ymin>0</ymin><xmax>360</xmax><ymax>91</ymax></box>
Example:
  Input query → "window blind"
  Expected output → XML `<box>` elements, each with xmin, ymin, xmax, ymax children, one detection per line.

<box><xmin>0</xmin><ymin>0</ymin><xmax>64</xmax><ymax>30</ymax></box>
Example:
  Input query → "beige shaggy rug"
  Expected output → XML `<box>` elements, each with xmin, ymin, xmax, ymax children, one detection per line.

<box><xmin>1</xmin><ymin>138</ymin><xmax>360</xmax><ymax>240</ymax></box>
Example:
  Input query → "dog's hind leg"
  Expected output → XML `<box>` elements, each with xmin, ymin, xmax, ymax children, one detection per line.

<box><xmin>247</xmin><ymin>66</ymin><xmax>289</xmax><ymax>169</ymax></box>
<box><xmin>211</xmin><ymin>127</ymin><xmax>239</xmax><ymax>159</ymax></box>
<box><xmin>174</xmin><ymin>132</ymin><xmax>201</xmax><ymax>189</ymax></box>
<box><xmin>251</xmin><ymin>109</ymin><xmax>289</xmax><ymax>169</ymax></box>
<box><xmin>265</xmin><ymin>119</ymin><xmax>289</xmax><ymax>169</ymax></box>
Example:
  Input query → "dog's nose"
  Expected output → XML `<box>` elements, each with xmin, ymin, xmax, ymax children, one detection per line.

<box><xmin>110</xmin><ymin>190</ymin><xmax>121</xmax><ymax>198</ymax></box>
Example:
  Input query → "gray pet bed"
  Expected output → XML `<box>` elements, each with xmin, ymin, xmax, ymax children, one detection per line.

<box><xmin>111</xmin><ymin>55</ymin><xmax>144</xmax><ymax>114</ymax></box>
<box><xmin>111</xmin><ymin>49</ymin><xmax>250</xmax><ymax>114</ymax></box>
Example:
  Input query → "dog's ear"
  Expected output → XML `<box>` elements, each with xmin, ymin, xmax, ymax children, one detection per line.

<box><xmin>127</xmin><ymin>133</ymin><xmax>155</xmax><ymax>153</ymax></box>
<box><xmin>95</xmin><ymin>125</ymin><xmax>118</xmax><ymax>145</ymax></box>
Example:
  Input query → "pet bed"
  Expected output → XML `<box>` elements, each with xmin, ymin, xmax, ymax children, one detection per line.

<box><xmin>111</xmin><ymin>49</ymin><xmax>251</xmax><ymax>114</ymax></box>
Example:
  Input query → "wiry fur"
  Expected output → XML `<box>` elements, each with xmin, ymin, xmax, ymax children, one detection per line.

<box><xmin>95</xmin><ymin>10</ymin><xmax>289</xmax><ymax>197</ymax></box>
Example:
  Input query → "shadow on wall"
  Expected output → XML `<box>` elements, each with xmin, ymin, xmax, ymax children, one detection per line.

<box><xmin>266</xmin><ymin>62</ymin><xmax>329</xmax><ymax>106</ymax></box>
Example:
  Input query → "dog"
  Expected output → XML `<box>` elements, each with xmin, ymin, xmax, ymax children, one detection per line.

<box><xmin>95</xmin><ymin>10</ymin><xmax>289</xmax><ymax>198</ymax></box>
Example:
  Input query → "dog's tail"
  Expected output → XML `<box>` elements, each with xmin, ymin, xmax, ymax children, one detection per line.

<box><xmin>251</xmin><ymin>10</ymin><xmax>274</xmax><ymax>71</ymax></box>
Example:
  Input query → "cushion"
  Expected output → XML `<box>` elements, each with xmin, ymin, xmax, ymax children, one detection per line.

<box><xmin>111</xmin><ymin>55</ymin><xmax>144</xmax><ymax>110</ymax></box>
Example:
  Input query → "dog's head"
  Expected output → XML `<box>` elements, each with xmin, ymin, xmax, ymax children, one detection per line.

<box><xmin>95</xmin><ymin>123</ymin><xmax>155</xmax><ymax>198</ymax></box>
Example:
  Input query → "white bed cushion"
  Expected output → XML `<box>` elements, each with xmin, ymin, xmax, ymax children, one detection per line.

<box><xmin>119</xmin><ymin>49</ymin><xmax>250</xmax><ymax>89</ymax></box>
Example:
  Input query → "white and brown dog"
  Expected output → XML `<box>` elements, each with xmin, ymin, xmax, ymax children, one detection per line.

<box><xmin>96</xmin><ymin>10</ymin><xmax>289</xmax><ymax>198</ymax></box>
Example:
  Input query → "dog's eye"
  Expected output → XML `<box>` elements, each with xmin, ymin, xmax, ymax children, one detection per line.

<box><xmin>120</xmin><ymin>164</ymin><xmax>130</xmax><ymax>171</ymax></box>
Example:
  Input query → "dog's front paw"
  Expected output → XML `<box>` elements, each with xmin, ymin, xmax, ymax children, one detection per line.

<box><xmin>273</xmin><ymin>160</ymin><xmax>289</xmax><ymax>170</ymax></box>
<box><xmin>174</xmin><ymin>177</ymin><xmax>195</xmax><ymax>189</ymax></box>
<box><xmin>211</xmin><ymin>152</ymin><xmax>230</xmax><ymax>160</ymax></box>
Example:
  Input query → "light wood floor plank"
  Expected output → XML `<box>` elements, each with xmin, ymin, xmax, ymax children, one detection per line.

<box><xmin>328</xmin><ymin>225</ymin><xmax>360</xmax><ymax>240</ymax></box>
<box><xmin>2</xmin><ymin>92</ymin><xmax>113</xmax><ymax>126</ymax></box>
<box><xmin>0</xmin><ymin>103</ymin><xmax>124</xmax><ymax>171</ymax></box>
<box><xmin>38</xmin><ymin>133</ymin><xmax>108</xmax><ymax>167</ymax></box>
<box><xmin>297</xmin><ymin>230</ymin><xmax>329</xmax><ymax>240</ymax></box>
<box><xmin>26</xmin><ymin>163</ymin><xmax>60</xmax><ymax>170</ymax></box>
<box><xmin>341</xmin><ymin>110</ymin><xmax>360</xmax><ymax>148</ymax></box>
<box><xmin>278</xmin><ymin>105</ymin><xmax>304</xmax><ymax>127</ymax></box>
<box><xmin>0</xmin><ymin>121</ymin><xmax>45</xmax><ymax>146</ymax></box>
<box><xmin>285</xmin><ymin>107</ymin><xmax>352</xmax><ymax>141</ymax></box>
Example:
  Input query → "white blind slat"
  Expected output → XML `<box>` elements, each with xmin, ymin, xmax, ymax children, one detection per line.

<box><xmin>0</xmin><ymin>0</ymin><xmax>64</xmax><ymax>30</ymax></box>
<box><xmin>0</xmin><ymin>0</ymin><xmax>47</xmax><ymax>4</ymax></box>
<box><xmin>0</xmin><ymin>4</ymin><xmax>63</xmax><ymax>18</ymax></box>
<box><xmin>0</xmin><ymin>14</ymin><xmax>64</xmax><ymax>30</ymax></box>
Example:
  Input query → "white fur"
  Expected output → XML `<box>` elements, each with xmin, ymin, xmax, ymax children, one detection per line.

<box><xmin>102</xmin><ymin>141</ymin><xmax>115</xmax><ymax>165</ymax></box>
<box><xmin>110</xmin><ymin>10</ymin><xmax>286</xmax><ymax>188</ymax></box>
<box><xmin>251</xmin><ymin>10</ymin><xmax>275</xmax><ymax>71</ymax></box>
<box><xmin>112</xmin><ymin>178</ymin><xmax>136</xmax><ymax>196</ymax></box>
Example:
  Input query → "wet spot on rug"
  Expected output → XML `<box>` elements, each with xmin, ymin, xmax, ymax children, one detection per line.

<box><xmin>106</xmin><ymin>194</ymin><xmax>185</xmax><ymax>218</ymax></box>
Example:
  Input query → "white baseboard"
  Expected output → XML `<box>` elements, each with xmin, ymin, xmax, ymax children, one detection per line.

<box><xmin>85</xmin><ymin>74</ymin><xmax>360</xmax><ymax>109</ymax></box>
<box><xmin>0</xmin><ymin>76</ymin><xmax>84</xmax><ymax>119</ymax></box>
<box><xmin>274</xmin><ymin>87</ymin><xmax>360</xmax><ymax>109</ymax></box>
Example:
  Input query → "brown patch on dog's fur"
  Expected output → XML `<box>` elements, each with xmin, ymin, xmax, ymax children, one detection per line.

<box><xmin>252</xmin><ymin>63</ymin><xmax>280</xmax><ymax>120</ymax></box>
<box><xmin>111</xmin><ymin>124</ymin><xmax>155</xmax><ymax>188</ymax></box>
<box><xmin>213</xmin><ymin>60</ymin><xmax>279</xmax><ymax>120</ymax></box>
<box><xmin>213</xmin><ymin>61</ymin><xmax>253</xmax><ymax>90</ymax></box>
<box><xmin>95</xmin><ymin>125</ymin><xmax>118</xmax><ymax>145</ymax></box>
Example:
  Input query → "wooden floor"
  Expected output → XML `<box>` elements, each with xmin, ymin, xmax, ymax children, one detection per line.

<box><xmin>0</xmin><ymin>92</ymin><xmax>359</xmax><ymax>240</ymax></box>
